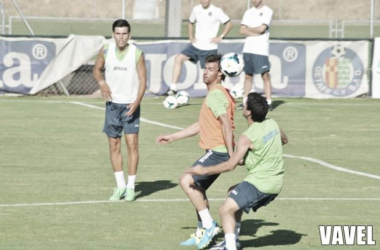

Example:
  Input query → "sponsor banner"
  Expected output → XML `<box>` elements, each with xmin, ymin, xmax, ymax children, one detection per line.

<box><xmin>136</xmin><ymin>39</ymin><xmax>307</xmax><ymax>97</ymax></box>
<box><xmin>0</xmin><ymin>35</ymin><xmax>105</xmax><ymax>95</ymax></box>
<box><xmin>0</xmin><ymin>37</ymin><xmax>369</xmax><ymax>98</ymax></box>
<box><xmin>372</xmin><ymin>38</ymin><xmax>380</xmax><ymax>98</ymax></box>
<box><xmin>136</xmin><ymin>39</ymin><xmax>368</xmax><ymax>98</ymax></box>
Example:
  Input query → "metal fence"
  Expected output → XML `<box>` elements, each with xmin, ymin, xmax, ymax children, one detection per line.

<box><xmin>1</xmin><ymin>0</ymin><xmax>379</xmax><ymax>96</ymax></box>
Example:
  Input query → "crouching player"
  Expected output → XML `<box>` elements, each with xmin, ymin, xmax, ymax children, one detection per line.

<box><xmin>186</xmin><ymin>92</ymin><xmax>288</xmax><ymax>250</ymax></box>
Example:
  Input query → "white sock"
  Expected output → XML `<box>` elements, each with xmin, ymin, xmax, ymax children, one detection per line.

<box><xmin>225</xmin><ymin>233</ymin><xmax>237</xmax><ymax>250</ymax></box>
<box><xmin>267</xmin><ymin>99</ymin><xmax>272</xmax><ymax>105</ymax></box>
<box><xmin>127</xmin><ymin>175</ymin><xmax>136</xmax><ymax>189</ymax></box>
<box><xmin>243</xmin><ymin>97</ymin><xmax>248</xmax><ymax>105</ymax></box>
<box><xmin>198</xmin><ymin>209</ymin><xmax>213</xmax><ymax>229</ymax></box>
<box><xmin>170</xmin><ymin>83</ymin><xmax>177</xmax><ymax>91</ymax></box>
<box><xmin>114</xmin><ymin>171</ymin><xmax>126</xmax><ymax>188</ymax></box>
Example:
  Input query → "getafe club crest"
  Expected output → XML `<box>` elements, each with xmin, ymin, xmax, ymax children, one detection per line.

<box><xmin>312</xmin><ymin>44</ymin><xmax>364</xmax><ymax>97</ymax></box>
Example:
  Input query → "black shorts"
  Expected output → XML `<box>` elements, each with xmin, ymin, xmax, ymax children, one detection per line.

<box><xmin>243</xmin><ymin>53</ymin><xmax>270</xmax><ymax>75</ymax></box>
<box><xmin>103</xmin><ymin>102</ymin><xmax>140</xmax><ymax>137</ymax></box>
<box><xmin>191</xmin><ymin>150</ymin><xmax>230</xmax><ymax>190</ymax></box>
<box><xmin>228</xmin><ymin>181</ymin><xmax>277</xmax><ymax>213</ymax></box>
<box><xmin>182</xmin><ymin>44</ymin><xmax>218</xmax><ymax>68</ymax></box>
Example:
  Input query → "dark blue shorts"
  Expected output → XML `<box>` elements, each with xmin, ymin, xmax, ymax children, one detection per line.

<box><xmin>191</xmin><ymin>150</ymin><xmax>230</xmax><ymax>190</ymax></box>
<box><xmin>182</xmin><ymin>44</ymin><xmax>217</xmax><ymax>68</ymax></box>
<box><xmin>243</xmin><ymin>53</ymin><xmax>271</xmax><ymax>75</ymax></box>
<box><xmin>228</xmin><ymin>181</ymin><xmax>277</xmax><ymax>213</ymax></box>
<box><xmin>103</xmin><ymin>102</ymin><xmax>140</xmax><ymax>138</ymax></box>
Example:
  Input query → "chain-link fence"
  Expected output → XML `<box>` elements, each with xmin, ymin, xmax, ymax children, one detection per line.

<box><xmin>2</xmin><ymin>0</ymin><xmax>380</xmax><ymax>38</ymax></box>
<box><xmin>1</xmin><ymin>0</ymin><xmax>379</xmax><ymax>96</ymax></box>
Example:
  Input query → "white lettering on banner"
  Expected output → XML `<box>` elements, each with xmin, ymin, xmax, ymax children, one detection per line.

<box><xmin>283</xmin><ymin>46</ymin><xmax>298</xmax><ymax>62</ymax></box>
<box><xmin>193</xmin><ymin>63</ymin><xmax>206</xmax><ymax>90</ymax></box>
<box><xmin>145</xmin><ymin>53</ymin><xmax>167</xmax><ymax>93</ymax></box>
<box><xmin>270</xmin><ymin>55</ymin><xmax>288</xmax><ymax>89</ymax></box>
<box><xmin>32</xmin><ymin>44</ymin><xmax>48</xmax><ymax>60</ymax></box>
<box><xmin>0</xmin><ymin>52</ymin><xmax>38</xmax><ymax>88</ymax></box>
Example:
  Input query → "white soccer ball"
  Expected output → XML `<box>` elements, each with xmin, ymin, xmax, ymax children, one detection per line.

<box><xmin>331</xmin><ymin>44</ymin><xmax>346</xmax><ymax>58</ymax></box>
<box><xmin>220</xmin><ymin>53</ymin><xmax>244</xmax><ymax>77</ymax></box>
<box><xmin>163</xmin><ymin>96</ymin><xmax>178</xmax><ymax>109</ymax></box>
<box><xmin>175</xmin><ymin>91</ymin><xmax>190</xmax><ymax>106</ymax></box>
<box><xmin>230</xmin><ymin>85</ymin><xmax>244</xmax><ymax>99</ymax></box>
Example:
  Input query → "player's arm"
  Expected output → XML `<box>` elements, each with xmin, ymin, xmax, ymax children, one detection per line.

<box><xmin>212</xmin><ymin>20</ymin><xmax>233</xmax><ymax>44</ymax></box>
<box><xmin>188</xmin><ymin>22</ymin><xmax>196</xmax><ymax>44</ymax></box>
<box><xmin>156</xmin><ymin>122</ymin><xmax>200</xmax><ymax>145</ymax></box>
<box><xmin>93</xmin><ymin>46</ymin><xmax>111</xmax><ymax>101</ymax></box>
<box><xmin>218</xmin><ymin>113</ymin><xmax>234</xmax><ymax>157</ymax></box>
<box><xmin>186</xmin><ymin>135</ymin><xmax>252</xmax><ymax>175</ymax></box>
<box><xmin>239</xmin><ymin>24</ymin><xmax>268</xmax><ymax>37</ymax></box>
<box><xmin>280</xmin><ymin>128</ymin><xmax>288</xmax><ymax>145</ymax></box>
<box><xmin>126</xmin><ymin>54</ymin><xmax>147</xmax><ymax>116</ymax></box>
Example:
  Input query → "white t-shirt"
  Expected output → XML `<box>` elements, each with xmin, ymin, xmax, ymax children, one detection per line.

<box><xmin>241</xmin><ymin>6</ymin><xmax>273</xmax><ymax>56</ymax></box>
<box><xmin>189</xmin><ymin>4</ymin><xmax>230</xmax><ymax>51</ymax></box>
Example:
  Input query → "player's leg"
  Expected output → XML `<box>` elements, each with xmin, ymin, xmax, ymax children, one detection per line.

<box><xmin>219</xmin><ymin>197</ymin><xmax>240</xmax><ymax>250</ymax></box>
<box><xmin>103</xmin><ymin>102</ymin><xmax>127</xmax><ymax>200</ymax></box>
<box><xmin>122</xmin><ymin>105</ymin><xmax>141</xmax><ymax>201</ymax></box>
<box><xmin>262</xmin><ymin>71</ymin><xmax>273</xmax><ymax>110</ymax></box>
<box><xmin>238</xmin><ymin>53</ymin><xmax>255</xmax><ymax>110</ymax></box>
<box><xmin>166</xmin><ymin>44</ymin><xmax>199</xmax><ymax>96</ymax></box>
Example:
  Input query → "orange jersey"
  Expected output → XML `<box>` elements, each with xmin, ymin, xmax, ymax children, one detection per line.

<box><xmin>199</xmin><ymin>84</ymin><xmax>235</xmax><ymax>150</ymax></box>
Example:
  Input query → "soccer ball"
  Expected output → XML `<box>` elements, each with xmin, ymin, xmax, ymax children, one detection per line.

<box><xmin>175</xmin><ymin>91</ymin><xmax>190</xmax><ymax>106</ymax></box>
<box><xmin>163</xmin><ymin>96</ymin><xmax>178</xmax><ymax>109</ymax></box>
<box><xmin>220</xmin><ymin>53</ymin><xmax>244</xmax><ymax>77</ymax></box>
<box><xmin>230</xmin><ymin>85</ymin><xmax>244</xmax><ymax>99</ymax></box>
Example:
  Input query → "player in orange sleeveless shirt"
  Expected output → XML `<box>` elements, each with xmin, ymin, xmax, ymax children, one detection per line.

<box><xmin>156</xmin><ymin>54</ymin><xmax>235</xmax><ymax>249</ymax></box>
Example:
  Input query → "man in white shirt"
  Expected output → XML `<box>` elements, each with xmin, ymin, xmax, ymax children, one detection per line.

<box><xmin>239</xmin><ymin>0</ymin><xmax>274</xmax><ymax>111</ymax></box>
<box><xmin>165</xmin><ymin>0</ymin><xmax>233</xmax><ymax>96</ymax></box>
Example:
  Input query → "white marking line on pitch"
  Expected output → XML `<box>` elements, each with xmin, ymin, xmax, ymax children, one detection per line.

<box><xmin>70</xmin><ymin>101</ymin><xmax>380</xmax><ymax>181</ymax></box>
<box><xmin>1</xmin><ymin>197</ymin><xmax>380</xmax><ymax>208</ymax></box>
<box><xmin>283</xmin><ymin>154</ymin><xmax>380</xmax><ymax>181</ymax></box>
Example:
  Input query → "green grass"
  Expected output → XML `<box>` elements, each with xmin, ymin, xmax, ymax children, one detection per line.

<box><xmin>0</xmin><ymin>96</ymin><xmax>380</xmax><ymax>250</ymax></box>
<box><xmin>9</xmin><ymin>20</ymin><xmax>380</xmax><ymax>38</ymax></box>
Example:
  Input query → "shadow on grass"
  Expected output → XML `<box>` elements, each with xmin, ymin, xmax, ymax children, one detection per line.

<box><xmin>205</xmin><ymin>219</ymin><xmax>306</xmax><ymax>248</ymax></box>
<box><xmin>135</xmin><ymin>180</ymin><xmax>177</xmax><ymax>199</ymax></box>
<box><xmin>271</xmin><ymin>100</ymin><xmax>286</xmax><ymax>111</ymax></box>
<box><xmin>240</xmin><ymin>219</ymin><xmax>306</xmax><ymax>248</ymax></box>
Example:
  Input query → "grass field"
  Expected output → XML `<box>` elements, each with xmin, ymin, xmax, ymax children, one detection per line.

<box><xmin>1</xmin><ymin>96</ymin><xmax>380</xmax><ymax>250</ymax></box>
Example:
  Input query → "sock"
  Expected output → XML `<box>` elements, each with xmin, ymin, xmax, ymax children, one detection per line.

<box><xmin>267</xmin><ymin>99</ymin><xmax>272</xmax><ymax>105</ymax></box>
<box><xmin>170</xmin><ymin>83</ymin><xmax>177</xmax><ymax>91</ymax></box>
<box><xmin>198</xmin><ymin>209</ymin><xmax>213</xmax><ymax>229</ymax></box>
<box><xmin>243</xmin><ymin>97</ymin><xmax>248</xmax><ymax>105</ymax></box>
<box><xmin>235</xmin><ymin>222</ymin><xmax>241</xmax><ymax>237</ymax></box>
<box><xmin>114</xmin><ymin>171</ymin><xmax>126</xmax><ymax>188</ymax></box>
<box><xmin>195</xmin><ymin>221</ymin><xmax>203</xmax><ymax>237</ymax></box>
<box><xmin>127</xmin><ymin>175</ymin><xmax>136</xmax><ymax>189</ymax></box>
<box><xmin>225</xmin><ymin>233</ymin><xmax>237</xmax><ymax>250</ymax></box>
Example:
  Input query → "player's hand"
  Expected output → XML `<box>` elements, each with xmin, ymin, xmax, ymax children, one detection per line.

<box><xmin>99</xmin><ymin>82</ymin><xmax>112</xmax><ymax>101</ymax></box>
<box><xmin>126</xmin><ymin>102</ymin><xmax>139</xmax><ymax>116</ymax></box>
<box><xmin>185</xmin><ymin>165</ymin><xmax>205</xmax><ymax>175</ymax></box>
<box><xmin>211</xmin><ymin>37</ymin><xmax>223</xmax><ymax>44</ymax></box>
<box><xmin>156</xmin><ymin>134</ymin><xmax>173</xmax><ymax>145</ymax></box>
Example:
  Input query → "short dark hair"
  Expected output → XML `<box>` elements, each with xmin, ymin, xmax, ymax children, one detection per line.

<box><xmin>205</xmin><ymin>54</ymin><xmax>226</xmax><ymax>82</ymax></box>
<box><xmin>246</xmin><ymin>92</ymin><xmax>269</xmax><ymax>122</ymax></box>
<box><xmin>112</xmin><ymin>19</ymin><xmax>131</xmax><ymax>33</ymax></box>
